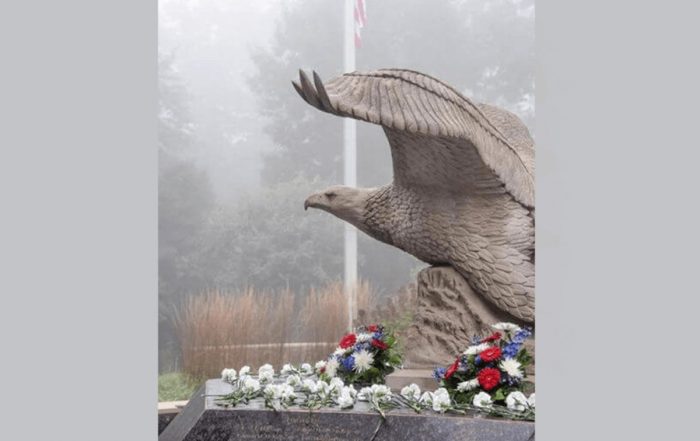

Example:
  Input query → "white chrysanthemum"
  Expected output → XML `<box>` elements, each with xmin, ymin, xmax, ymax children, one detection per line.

<box><xmin>286</xmin><ymin>374</ymin><xmax>301</xmax><ymax>387</ymax></box>
<box><xmin>258</xmin><ymin>364</ymin><xmax>275</xmax><ymax>383</ymax></box>
<box><xmin>472</xmin><ymin>391</ymin><xmax>493</xmax><ymax>409</ymax></box>
<box><xmin>370</xmin><ymin>384</ymin><xmax>392</xmax><ymax>403</ymax></box>
<box><xmin>263</xmin><ymin>384</ymin><xmax>281</xmax><ymax>400</ymax></box>
<box><xmin>242</xmin><ymin>377</ymin><xmax>260</xmax><ymax>394</ymax></box>
<box><xmin>316</xmin><ymin>380</ymin><xmax>331</xmax><ymax>396</ymax></box>
<box><xmin>431</xmin><ymin>388</ymin><xmax>451</xmax><ymax>413</ymax></box>
<box><xmin>344</xmin><ymin>384</ymin><xmax>357</xmax><ymax>399</ymax></box>
<box><xmin>491</xmin><ymin>322</ymin><xmax>521</xmax><ymax>332</ymax></box>
<box><xmin>325</xmin><ymin>358</ymin><xmax>339</xmax><ymax>378</ymax></box>
<box><xmin>400</xmin><ymin>383</ymin><xmax>422</xmax><ymax>401</ymax></box>
<box><xmin>221</xmin><ymin>368</ymin><xmax>237</xmax><ymax>384</ymax></box>
<box><xmin>300</xmin><ymin>363</ymin><xmax>313</xmax><ymax>375</ymax></box>
<box><xmin>456</xmin><ymin>379</ymin><xmax>479</xmax><ymax>392</ymax></box>
<box><xmin>463</xmin><ymin>342</ymin><xmax>490</xmax><ymax>355</ymax></box>
<box><xmin>419</xmin><ymin>391</ymin><xmax>433</xmax><ymax>406</ymax></box>
<box><xmin>333</xmin><ymin>347</ymin><xmax>347</xmax><ymax>357</ymax></box>
<box><xmin>301</xmin><ymin>379</ymin><xmax>318</xmax><ymax>394</ymax></box>
<box><xmin>279</xmin><ymin>384</ymin><xmax>296</xmax><ymax>401</ymax></box>
<box><xmin>329</xmin><ymin>377</ymin><xmax>345</xmax><ymax>395</ymax></box>
<box><xmin>280</xmin><ymin>364</ymin><xmax>294</xmax><ymax>376</ymax></box>
<box><xmin>357</xmin><ymin>386</ymin><xmax>373</xmax><ymax>401</ymax></box>
<box><xmin>353</xmin><ymin>349</ymin><xmax>375</xmax><ymax>373</ymax></box>
<box><xmin>314</xmin><ymin>360</ymin><xmax>327</xmax><ymax>372</ymax></box>
<box><xmin>499</xmin><ymin>358</ymin><xmax>524</xmax><ymax>379</ymax></box>
<box><xmin>356</xmin><ymin>332</ymin><xmax>373</xmax><ymax>343</ymax></box>
<box><xmin>506</xmin><ymin>391</ymin><xmax>528</xmax><ymax>412</ymax></box>
<box><xmin>239</xmin><ymin>365</ymin><xmax>251</xmax><ymax>378</ymax></box>
<box><xmin>337</xmin><ymin>388</ymin><xmax>355</xmax><ymax>409</ymax></box>
<box><xmin>527</xmin><ymin>393</ymin><xmax>535</xmax><ymax>408</ymax></box>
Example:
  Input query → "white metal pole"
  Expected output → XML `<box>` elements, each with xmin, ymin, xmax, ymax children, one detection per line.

<box><xmin>343</xmin><ymin>0</ymin><xmax>357</xmax><ymax>332</ymax></box>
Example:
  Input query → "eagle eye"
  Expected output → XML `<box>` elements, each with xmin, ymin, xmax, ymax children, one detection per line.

<box><xmin>325</xmin><ymin>191</ymin><xmax>337</xmax><ymax>199</ymax></box>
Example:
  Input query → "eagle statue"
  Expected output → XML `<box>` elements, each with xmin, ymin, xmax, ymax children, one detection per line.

<box><xmin>294</xmin><ymin>69</ymin><xmax>535</xmax><ymax>323</ymax></box>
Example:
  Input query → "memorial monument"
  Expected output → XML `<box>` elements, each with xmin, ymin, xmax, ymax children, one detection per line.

<box><xmin>296</xmin><ymin>69</ymin><xmax>535</xmax><ymax>366</ymax></box>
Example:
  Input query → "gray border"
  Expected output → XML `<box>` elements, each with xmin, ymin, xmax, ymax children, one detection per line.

<box><xmin>0</xmin><ymin>1</ymin><xmax>156</xmax><ymax>439</ymax></box>
<box><xmin>537</xmin><ymin>1</ymin><xmax>699</xmax><ymax>439</ymax></box>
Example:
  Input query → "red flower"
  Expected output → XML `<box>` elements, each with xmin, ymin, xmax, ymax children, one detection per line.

<box><xmin>477</xmin><ymin>367</ymin><xmax>501</xmax><ymax>391</ymax></box>
<box><xmin>481</xmin><ymin>332</ymin><xmax>502</xmax><ymax>343</ymax></box>
<box><xmin>444</xmin><ymin>358</ymin><xmax>460</xmax><ymax>379</ymax></box>
<box><xmin>367</xmin><ymin>324</ymin><xmax>378</xmax><ymax>332</ymax></box>
<box><xmin>339</xmin><ymin>333</ymin><xmax>357</xmax><ymax>349</ymax></box>
<box><xmin>479</xmin><ymin>347</ymin><xmax>502</xmax><ymax>363</ymax></box>
<box><xmin>371</xmin><ymin>338</ymin><xmax>388</xmax><ymax>350</ymax></box>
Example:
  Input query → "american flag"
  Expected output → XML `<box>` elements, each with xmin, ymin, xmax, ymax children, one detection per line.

<box><xmin>354</xmin><ymin>0</ymin><xmax>367</xmax><ymax>48</ymax></box>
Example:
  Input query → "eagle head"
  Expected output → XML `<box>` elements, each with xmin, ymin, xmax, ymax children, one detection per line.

<box><xmin>304</xmin><ymin>185</ymin><xmax>369</xmax><ymax>228</ymax></box>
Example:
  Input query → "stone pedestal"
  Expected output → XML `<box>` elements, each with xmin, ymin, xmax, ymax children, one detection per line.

<box><xmin>402</xmin><ymin>266</ymin><xmax>529</xmax><ymax>369</ymax></box>
<box><xmin>160</xmin><ymin>379</ymin><xmax>534</xmax><ymax>441</ymax></box>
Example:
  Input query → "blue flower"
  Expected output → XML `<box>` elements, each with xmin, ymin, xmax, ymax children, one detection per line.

<box><xmin>475</xmin><ymin>355</ymin><xmax>482</xmax><ymax>365</ymax></box>
<box><xmin>502</xmin><ymin>342</ymin><xmax>520</xmax><ymax>359</ymax></box>
<box><xmin>341</xmin><ymin>355</ymin><xmax>355</xmax><ymax>371</ymax></box>
<box><xmin>432</xmin><ymin>367</ymin><xmax>447</xmax><ymax>380</ymax></box>
<box><xmin>354</xmin><ymin>342</ymin><xmax>371</xmax><ymax>352</ymax></box>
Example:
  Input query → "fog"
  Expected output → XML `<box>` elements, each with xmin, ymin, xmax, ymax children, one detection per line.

<box><xmin>158</xmin><ymin>0</ymin><xmax>534</xmax><ymax>371</ymax></box>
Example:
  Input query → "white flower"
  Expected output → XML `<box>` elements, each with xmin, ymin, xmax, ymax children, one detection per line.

<box><xmin>329</xmin><ymin>377</ymin><xmax>345</xmax><ymax>395</ymax></box>
<box><xmin>337</xmin><ymin>387</ymin><xmax>356</xmax><ymax>409</ymax></box>
<box><xmin>506</xmin><ymin>391</ymin><xmax>529</xmax><ymax>412</ymax></box>
<box><xmin>301</xmin><ymin>379</ymin><xmax>318</xmax><ymax>394</ymax></box>
<box><xmin>357</xmin><ymin>387</ymin><xmax>373</xmax><ymax>401</ymax></box>
<box><xmin>324</xmin><ymin>358</ymin><xmax>339</xmax><ymax>378</ymax></box>
<box><xmin>333</xmin><ymin>347</ymin><xmax>347</xmax><ymax>357</ymax></box>
<box><xmin>431</xmin><ymin>388</ymin><xmax>451</xmax><ymax>413</ymax></box>
<box><xmin>400</xmin><ymin>383</ymin><xmax>421</xmax><ymax>401</ymax></box>
<box><xmin>356</xmin><ymin>333</ymin><xmax>373</xmax><ymax>342</ymax></box>
<box><xmin>300</xmin><ymin>363</ymin><xmax>314</xmax><ymax>376</ymax></box>
<box><xmin>279</xmin><ymin>384</ymin><xmax>296</xmax><ymax>401</ymax></box>
<box><xmin>221</xmin><ymin>368</ymin><xmax>237</xmax><ymax>384</ymax></box>
<box><xmin>314</xmin><ymin>360</ymin><xmax>327</xmax><ymax>373</ymax></box>
<box><xmin>258</xmin><ymin>364</ymin><xmax>275</xmax><ymax>383</ymax></box>
<box><xmin>280</xmin><ymin>364</ymin><xmax>294</xmax><ymax>376</ymax></box>
<box><xmin>242</xmin><ymin>377</ymin><xmax>260</xmax><ymax>394</ymax></box>
<box><xmin>286</xmin><ymin>374</ymin><xmax>301</xmax><ymax>387</ymax></box>
<box><xmin>353</xmin><ymin>349</ymin><xmax>375</xmax><ymax>373</ymax></box>
<box><xmin>263</xmin><ymin>384</ymin><xmax>281</xmax><ymax>400</ymax></box>
<box><xmin>316</xmin><ymin>380</ymin><xmax>331</xmax><ymax>396</ymax></box>
<box><xmin>463</xmin><ymin>343</ymin><xmax>490</xmax><ymax>355</ymax></box>
<box><xmin>472</xmin><ymin>391</ymin><xmax>493</xmax><ymax>409</ymax></box>
<box><xmin>491</xmin><ymin>322</ymin><xmax>521</xmax><ymax>332</ymax></box>
<box><xmin>419</xmin><ymin>391</ymin><xmax>433</xmax><ymax>406</ymax></box>
<box><xmin>239</xmin><ymin>365</ymin><xmax>251</xmax><ymax>378</ymax></box>
<box><xmin>527</xmin><ymin>393</ymin><xmax>535</xmax><ymax>408</ymax></box>
<box><xmin>456</xmin><ymin>379</ymin><xmax>479</xmax><ymax>392</ymax></box>
<box><xmin>370</xmin><ymin>384</ymin><xmax>392</xmax><ymax>403</ymax></box>
<box><xmin>499</xmin><ymin>358</ymin><xmax>524</xmax><ymax>379</ymax></box>
<box><xmin>344</xmin><ymin>384</ymin><xmax>357</xmax><ymax>399</ymax></box>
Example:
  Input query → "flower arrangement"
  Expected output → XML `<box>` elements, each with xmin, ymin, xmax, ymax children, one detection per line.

<box><xmin>432</xmin><ymin>322</ymin><xmax>535</xmax><ymax>418</ymax></box>
<box><xmin>216</xmin><ymin>363</ymin><xmax>533</xmax><ymax>420</ymax></box>
<box><xmin>318</xmin><ymin>324</ymin><xmax>402</xmax><ymax>385</ymax></box>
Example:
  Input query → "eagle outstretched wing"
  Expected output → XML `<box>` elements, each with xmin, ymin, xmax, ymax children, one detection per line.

<box><xmin>292</xmin><ymin>69</ymin><xmax>534</xmax><ymax>209</ymax></box>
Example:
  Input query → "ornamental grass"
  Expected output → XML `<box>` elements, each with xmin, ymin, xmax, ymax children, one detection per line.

<box><xmin>174</xmin><ymin>281</ymin><xmax>415</xmax><ymax>379</ymax></box>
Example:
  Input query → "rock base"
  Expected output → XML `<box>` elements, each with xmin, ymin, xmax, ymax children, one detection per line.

<box><xmin>402</xmin><ymin>266</ymin><xmax>530</xmax><ymax>369</ymax></box>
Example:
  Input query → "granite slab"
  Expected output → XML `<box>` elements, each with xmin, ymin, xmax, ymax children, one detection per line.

<box><xmin>159</xmin><ymin>379</ymin><xmax>534</xmax><ymax>441</ymax></box>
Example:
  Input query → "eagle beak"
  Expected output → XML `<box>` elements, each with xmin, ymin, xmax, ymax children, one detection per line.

<box><xmin>304</xmin><ymin>199</ymin><xmax>310</xmax><ymax>211</ymax></box>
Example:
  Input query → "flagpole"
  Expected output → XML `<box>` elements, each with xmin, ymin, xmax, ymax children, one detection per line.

<box><xmin>343</xmin><ymin>0</ymin><xmax>357</xmax><ymax>332</ymax></box>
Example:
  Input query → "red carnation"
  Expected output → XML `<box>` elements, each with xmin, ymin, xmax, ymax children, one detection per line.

<box><xmin>371</xmin><ymin>338</ymin><xmax>388</xmax><ymax>350</ymax></box>
<box><xmin>481</xmin><ymin>332</ymin><xmax>502</xmax><ymax>343</ymax></box>
<box><xmin>444</xmin><ymin>358</ymin><xmax>460</xmax><ymax>379</ymax></box>
<box><xmin>367</xmin><ymin>324</ymin><xmax>378</xmax><ymax>332</ymax></box>
<box><xmin>339</xmin><ymin>333</ymin><xmax>357</xmax><ymax>349</ymax></box>
<box><xmin>477</xmin><ymin>367</ymin><xmax>501</xmax><ymax>391</ymax></box>
<box><xmin>479</xmin><ymin>347</ymin><xmax>502</xmax><ymax>363</ymax></box>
